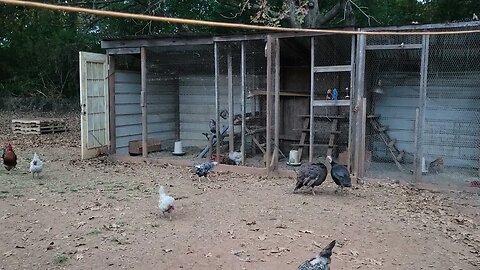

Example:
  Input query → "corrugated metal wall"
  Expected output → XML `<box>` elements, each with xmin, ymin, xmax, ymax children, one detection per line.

<box><xmin>179</xmin><ymin>75</ymin><xmax>252</xmax><ymax>148</ymax></box>
<box><xmin>373</xmin><ymin>72</ymin><xmax>480</xmax><ymax>168</ymax></box>
<box><xmin>114</xmin><ymin>71</ymin><xmax>177</xmax><ymax>154</ymax></box>
<box><xmin>114</xmin><ymin>71</ymin><xmax>142</xmax><ymax>154</ymax></box>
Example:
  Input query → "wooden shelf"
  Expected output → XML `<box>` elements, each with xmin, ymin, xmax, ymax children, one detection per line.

<box><xmin>298</xmin><ymin>115</ymin><xmax>348</xmax><ymax>119</ymax></box>
<box><xmin>312</xmin><ymin>100</ymin><xmax>350</xmax><ymax>107</ymax></box>
<box><xmin>248</xmin><ymin>90</ymin><xmax>310</xmax><ymax>98</ymax></box>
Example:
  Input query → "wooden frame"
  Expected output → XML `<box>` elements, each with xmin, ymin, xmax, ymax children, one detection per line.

<box><xmin>240</xmin><ymin>42</ymin><xmax>246</xmax><ymax>165</ymax></box>
<box><xmin>353</xmin><ymin>34</ymin><xmax>366</xmax><ymax>178</ymax></box>
<box><xmin>227</xmin><ymin>45</ymin><xmax>234</xmax><ymax>153</ymax></box>
<box><xmin>414</xmin><ymin>34</ymin><xmax>430</xmax><ymax>182</ymax></box>
<box><xmin>108</xmin><ymin>55</ymin><xmax>116</xmax><ymax>154</ymax></box>
<box><xmin>140</xmin><ymin>47</ymin><xmax>148</xmax><ymax>158</ymax></box>
<box><xmin>214</xmin><ymin>42</ymin><xmax>221</xmax><ymax>162</ymax></box>
<box><xmin>309</xmin><ymin>37</ymin><xmax>315</xmax><ymax>162</ymax></box>
<box><xmin>265</xmin><ymin>35</ymin><xmax>273</xmax><ymax>173</ymax></box>
<box><xmin>273</xmin><ymin>38</ymin><xmax>280</xmax><ymax>169</ymax></box>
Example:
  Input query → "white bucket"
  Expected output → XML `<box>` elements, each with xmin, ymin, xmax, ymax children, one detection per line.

<box><xmin>173</xmin><ymin>141</ymin><xmax>184</xmax><ymax>154</ymax></box>
<box><xmin>289</xmin><ymin>150</ymin><xmax>299</xmax><ymax>164</ymax></box>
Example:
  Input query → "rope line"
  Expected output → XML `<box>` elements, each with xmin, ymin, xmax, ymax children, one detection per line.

<box><xmin>2</xmin><ymin>0</ymin><xmax>480</xmax><ymax>36</ymax></box>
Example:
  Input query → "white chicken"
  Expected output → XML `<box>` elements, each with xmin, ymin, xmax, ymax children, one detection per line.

<box><xmin>228</xmin><ymin>151</ymin><xmax>242</xmax><ymax>165</ymax></box>
<box><xmin>158</xmin><ymin>186</ymin><xmax>175</xmax><ymax>220</ymax></box>
<box><xmin>29</xmin><ymin>152</ymin><xmax>43</xmax><ymax>178</ymax></box>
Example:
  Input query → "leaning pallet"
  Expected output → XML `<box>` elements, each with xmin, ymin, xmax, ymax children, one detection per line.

<box><xmin>12</xmin><ymin>118</ymin><xmax>66</xmax><ymax>135</ymax></box>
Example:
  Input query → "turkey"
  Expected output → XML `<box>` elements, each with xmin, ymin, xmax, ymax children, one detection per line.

<box><xmin>326</xmin><ymin>156</ymin><xmax>352</xmax><ymax>192</ymax></box>
<box><xmin>294</xmin><ymin>162</ymin><xmax>328</xmax><ymax>195</ymax></box>
<box><xmin>297</xmin><ymin>240</ymin><xmax>336</xmax><ymax>270</ymax></box>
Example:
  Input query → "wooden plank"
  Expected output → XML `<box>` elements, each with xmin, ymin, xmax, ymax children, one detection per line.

<box><xmin>101</xmin><ymin>37</ymin><xmax>214</xmax><ymax>49</ymax></box>
<box><xmin>348</xmin><ymin>35</ymin><xmax>356</xmax><ymax>173</ymax></box>
<box><xmin>359</xmin><ymin>98</ymin><xmax>367</xmax><ymax>178</ymax></box>
<box><xmin>227</xmin><ymin>46</ymin><xmax>234</xmax><ymax>153</ymax></box>
<box><xmin>140</xmin><ymin>47</ymin><xmax>148</xmax><ymax>158</ymax></box>
<box><xmin>248</xmin><ymin>90</ymin><xmax>310</xmax><ymax>97</ymax></box>
<box><xmin>313</xmin><ymin>65</ymin><xmax>352</xmax><ymax>73</ymax></box>
<box><xmin>240</xmin><ymin>41</ymin><xmax>246</xmax><ymax>166</ymax></box>
<box><xmin>214</xmin><ymin>42</ymin><xmax>221</xmax><ymax>162</ymax></box>
<box><xmin>174</xmin><ymin>77</ymin><xmax>180</xmax><ymax>140</ymax></box>
<box><xmin>297</xmin><ymin>118</ymin><xmax>310</xmax><ymax>161</ymax></box>
<box><xmin>108</xmin><ymin>55</ymin><xmax>116</xmax><ymax>154</ymax></box>
<box><xmin>293</xmin><ymin>143</ymin><xmax>338</xmax><ymax>147</ymax></box>
<box><xmin>353</xmin><ymin>34</ymin><xmax>366</xmax><ymax>178</ymax></box>
<box><xmin>326</xmin><ymin>119</ymin><xmax>339</xmax><ymax>157</ymax></box>
<box><xmin>309</xmin><ymin>37</ymin><xmax>314</xmax><ymax>163</ymax></box>
<box><xmin>297</xmin><ymin>115</ymin><xmax>347</xmax><ymax>119</ymax></box>
<box><xmin>107</xmin><ymin>48</ymin><xmax>140</xmax><ymax>55</ymax></box>
<box><xmin>415</xmin><ymin>34</ymin><xmax>430</xmax><ymax>182</ymax></box>
<box><xmin>365</xmin><ymin>44</ymin><xmax>422</xmax><ymax>50</ymax></box>
<box><xmin>312</xmin><ymin>100</ymin><xmax>350</xmax><ymax>107</ymax></box>
<box><xmin>273</xmin><ymin>38</ymin><xmax>280</xmax><ymax>169</ymax></box>
<box><xmin>266</xmin><ymin>35</ymin><xmax>273</xmax><ymax>173</ymax></box>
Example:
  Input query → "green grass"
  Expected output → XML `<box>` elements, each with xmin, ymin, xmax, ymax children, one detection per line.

<box><xmin>86</xmin><ymin>228</ymin><xmax>101</xmax><ymax>236</ymax></box>
<box><xmin>53</xmin><ymin>253</ymin><xmax>68</xmax><ymax>264</ymax></box>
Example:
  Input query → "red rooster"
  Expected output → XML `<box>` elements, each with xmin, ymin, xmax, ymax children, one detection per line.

<box><xmin>2</xmin><ymin>143</ymin><xmax>17</xmax><ymax>171</ymax></box>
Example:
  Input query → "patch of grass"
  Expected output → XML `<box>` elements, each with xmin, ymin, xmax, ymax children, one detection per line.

<box><xmin>86</xmin><ymin>228</ymin><xmax>101</xmax><ymax>236</ymax></box>
<box><xmin>53</xmin><ymin>253</ymin><xmax>68</xmax><ymax>264</ymax></box>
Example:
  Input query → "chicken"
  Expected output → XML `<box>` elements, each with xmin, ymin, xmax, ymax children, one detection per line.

<box><xmin>158</xmin><ymin>186</ymin><xmax>175</xmax><ymax>220</ymax></box>
<box><xmin>297</xmin><ymin>240</ymin><xmax>336</xmax><ymax>270</ymax></box>
<box><xmin>326</xmin><ymin>156</ymin><xmax>352</xmax><ymax>192</ymax></box>
<box><xmin>193</xmin><ymin>161</ymin><xmax>218</xmax><ymax>182</ymax></box>
<box><xmin>228</xmin><ymin>151</ymin><xmax>242</xmax><ymax>165</ymax></box>
<box><xmin>294</xmin><ymin>162</ymin><xmax>328</xmax><ymax>195</ymax></box>
<box><xmin>428</xmin><ymin>157</ymin><xmax>444</xmax><ymax>174</ymax></box>
<box><xmin>2</xmin><ymin>143</ymin><xmax>17</xmax><ymax>171</ymax></box>
<box><xmin>29</xmin><ymin>152</ymin><xmax>43</xmax><ymax>178</ymax></box>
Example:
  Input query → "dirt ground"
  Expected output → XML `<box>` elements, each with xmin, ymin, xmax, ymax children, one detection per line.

<box><xmin>0</xmin><ymin>112</ymin><xmax>479</xmax><ymax>270</ymax></box>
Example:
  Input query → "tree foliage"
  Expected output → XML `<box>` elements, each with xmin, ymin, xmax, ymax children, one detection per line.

<box><xmin>0</xmin><ymin>0</ymin><xmax>478</xmax><ymax>99</ymax></box>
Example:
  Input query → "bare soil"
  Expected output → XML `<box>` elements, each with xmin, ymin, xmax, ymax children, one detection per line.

<box><xmin>0</xmin><ymin>112</ymin><xmax>479</xmax><ymax>270</ymax></box>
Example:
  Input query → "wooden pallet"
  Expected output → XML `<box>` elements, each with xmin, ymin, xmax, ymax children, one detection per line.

<box><xmin>12</xmin><ymin>118</ymin><xmax>66</xmax><ymax>135</ymax></box>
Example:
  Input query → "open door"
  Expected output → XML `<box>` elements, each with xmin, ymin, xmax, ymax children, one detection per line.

<box><xmin>79</xmin><ymin>52</ymin><xmax>109</xmax><ymax>159</ymax></box>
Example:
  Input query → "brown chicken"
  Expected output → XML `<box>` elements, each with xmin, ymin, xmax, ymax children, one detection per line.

<box><xmin>428</xmin><ymin>157</ymin><xmax>444</xmax><ymax>174</ymax></box>
<box><xmin>2</xmin><ymin>143</ymin><xmax>17</xmax><ymax>171</ymax></box>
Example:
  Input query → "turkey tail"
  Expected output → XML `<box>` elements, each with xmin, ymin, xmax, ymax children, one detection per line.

<box><xmin>319</xmin><ymin>240</ymin><xmax>336</xmax><ymax>258</ymax></box>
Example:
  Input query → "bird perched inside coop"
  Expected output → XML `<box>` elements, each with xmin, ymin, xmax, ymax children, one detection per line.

<box><xmin>428</xmin><ymin>157</ymin><xmax>444</xmax><ymax>174</ymax></box>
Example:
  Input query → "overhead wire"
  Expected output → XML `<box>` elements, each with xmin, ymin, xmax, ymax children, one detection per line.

<box><xmin>1</xmin><ymin>0</ymin><xmax>480</xmax><ymax>36</ymax></box>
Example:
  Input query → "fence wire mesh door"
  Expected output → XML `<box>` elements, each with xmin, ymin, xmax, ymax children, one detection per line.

<box><xmin>79</xmin><ymin>52</ymin><xmax>109</xmax><ymax>160</ymax></box>
<box><xmin>363</xmin><ymin>35</ymin><xmax>423</xmax><ymax>182</ymax></box>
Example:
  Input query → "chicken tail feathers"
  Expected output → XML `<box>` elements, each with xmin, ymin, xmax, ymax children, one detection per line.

<box><xmin>158</xmin><ymin>186</ymin><xmax>165</xmax><ymax>196</ymax></box>
<box><xmin>318</xmin><ymin>240</ymin><xmax>336</xmax><ymax>258</ymax></box>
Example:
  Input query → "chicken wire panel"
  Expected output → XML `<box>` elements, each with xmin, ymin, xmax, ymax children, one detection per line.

<box><xmin>422</xmin><ymin>33</ymin><xmax>480</xmax><ymax>183</ymax></box>
<box><xmin>147</xmin><ymin>45</ymin><xmax>216</xmax><ymax>150</ymax></box>
<box><xmin>366</xmin><ymin>34</ymin><xmax>422</xmax><ymax>46</ymax></box>
<box><xmin>364</xmin><ymin>36</ymin><xmax>422</xmax><ymax>182</ymax></box>
<box><xmin>311</xmin><ymin>72</ymin><xmax>351</xmax><ymax>160</ymax></box>
<box><xmin>313</xmin><ymin>35</ymin><xmax>352</xmax><ymax>66</ymax></box>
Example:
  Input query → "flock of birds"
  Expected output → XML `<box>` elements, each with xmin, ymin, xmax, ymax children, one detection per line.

<box><xmin>155</xmin><ymin>154</ymin><xmax>350</xmax><ymax>269</ymax></box>
<box><xmin>2</xmin><ymin>143</ymin><xmax>43</xmax><ymax>178</ymax></box>
<box><xmin>2</xmin><ymin>140</ymin><xmax>344</xmax><ymax>269</ymax></box>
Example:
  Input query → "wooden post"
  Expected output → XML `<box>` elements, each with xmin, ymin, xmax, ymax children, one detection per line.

<box><xmin>214</xmin><ymin>42</ymin><xmax>221</xmax><ymax>162</ymax></box>
<box><xmin>227</xmin><ymin>45</ymin><xmax>234</xmax><ymax>153</ymax></box>
<box><xmin>241</xmin><ymin>41</ymin><xmax>246</xmax><ymax>165</ymax></box>
<box><xmin>108</xmin><ymin>55</ymin><xmax>116</xmax><ymax>154</ymax></box>
<box><xmin>354</xmin><ymin>34</ymin><xmax>366</xmax><ymax>177</ymax></box>
<box><xmin>413</xmin><ymin>107</ymin><xmax>420</xmax><ymax>180</ymax></box>
<box><xmin>266</xmin><ymin>35</ymin><xmax>273</xmax><ymax>173</ymax></box>
<box><xmin>347</xmin><ymin>35</ymin><xmax>356</xmax><ymax>172</ymax></box>
<box><xmin>174</xmin><ymin>76</ymin><xmax>180</xmax><ymax>141</ymax></box>
<box><xmin>415</xmin><ymin>34</ymin><xmax>430</xmax><ymax>182</ymax></box>
<box><xmin>272</xmin><ymin>38</ymin><xmax>281</xmax><ymax>169</ymax></box>
<box><xmin>359</xmin><ymin>98</ymin><xmax>367</xmax><ymax>178</ymax></box>
<box><xmin>140</xmin><ymin>47</ymin><xmax>148</xmax><ymax>158</ymax></box>
<box><xmin>309</xmin><ymin>37</ymin><xmax>315</xmax><ymax>163</ymax></box>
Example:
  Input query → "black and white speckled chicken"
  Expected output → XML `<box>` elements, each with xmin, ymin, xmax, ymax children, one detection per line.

<box><xmin>326</xmin><ymin>156</ymin><xmax>352</xmax><ymax>192</ymax></box>
<box><xmin>297</xmin><ymin>240</ymin><xmax>336</xmax><ymax>270</ymax></box>
<box><xmin>193</xmin><ymin>161</ymin><xmax>218</xmax><ymax>182</ymax></box>
<box><xmin>294</xmin><ymin>162</ymin><xmax>328</xmax><ymax>195</ymax></box>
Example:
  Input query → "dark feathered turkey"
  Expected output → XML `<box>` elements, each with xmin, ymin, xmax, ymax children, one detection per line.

<box><xmin>297</xmin><ymin>240</ymin><xmax>336</xmax><ymax>270</ymax></box>
<box><xmin>327</xmin><ymin>156</ymin><xmax>352</xmax><ymax>191</ymax></box>
<box><xmin>294</xmin><ymin>162</ymin><xmax>328</xmax><ymax>195</ymax></box>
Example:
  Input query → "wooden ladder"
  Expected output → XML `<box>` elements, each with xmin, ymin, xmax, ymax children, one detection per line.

<box><xmin>295</xmin><ymin>116</ymin><xmax>341</xmax><ymax>161</ymax></box>
<box><xmin>368</xmin><ymin>115</ymin><xmax>405</xmax><ymax>172</ymax></box>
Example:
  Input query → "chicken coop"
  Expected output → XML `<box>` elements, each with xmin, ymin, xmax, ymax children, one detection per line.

<box><xmin>80</xmin><ymin>20</ymin><xmax>480</xmax><ymax>183</ymax></box>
